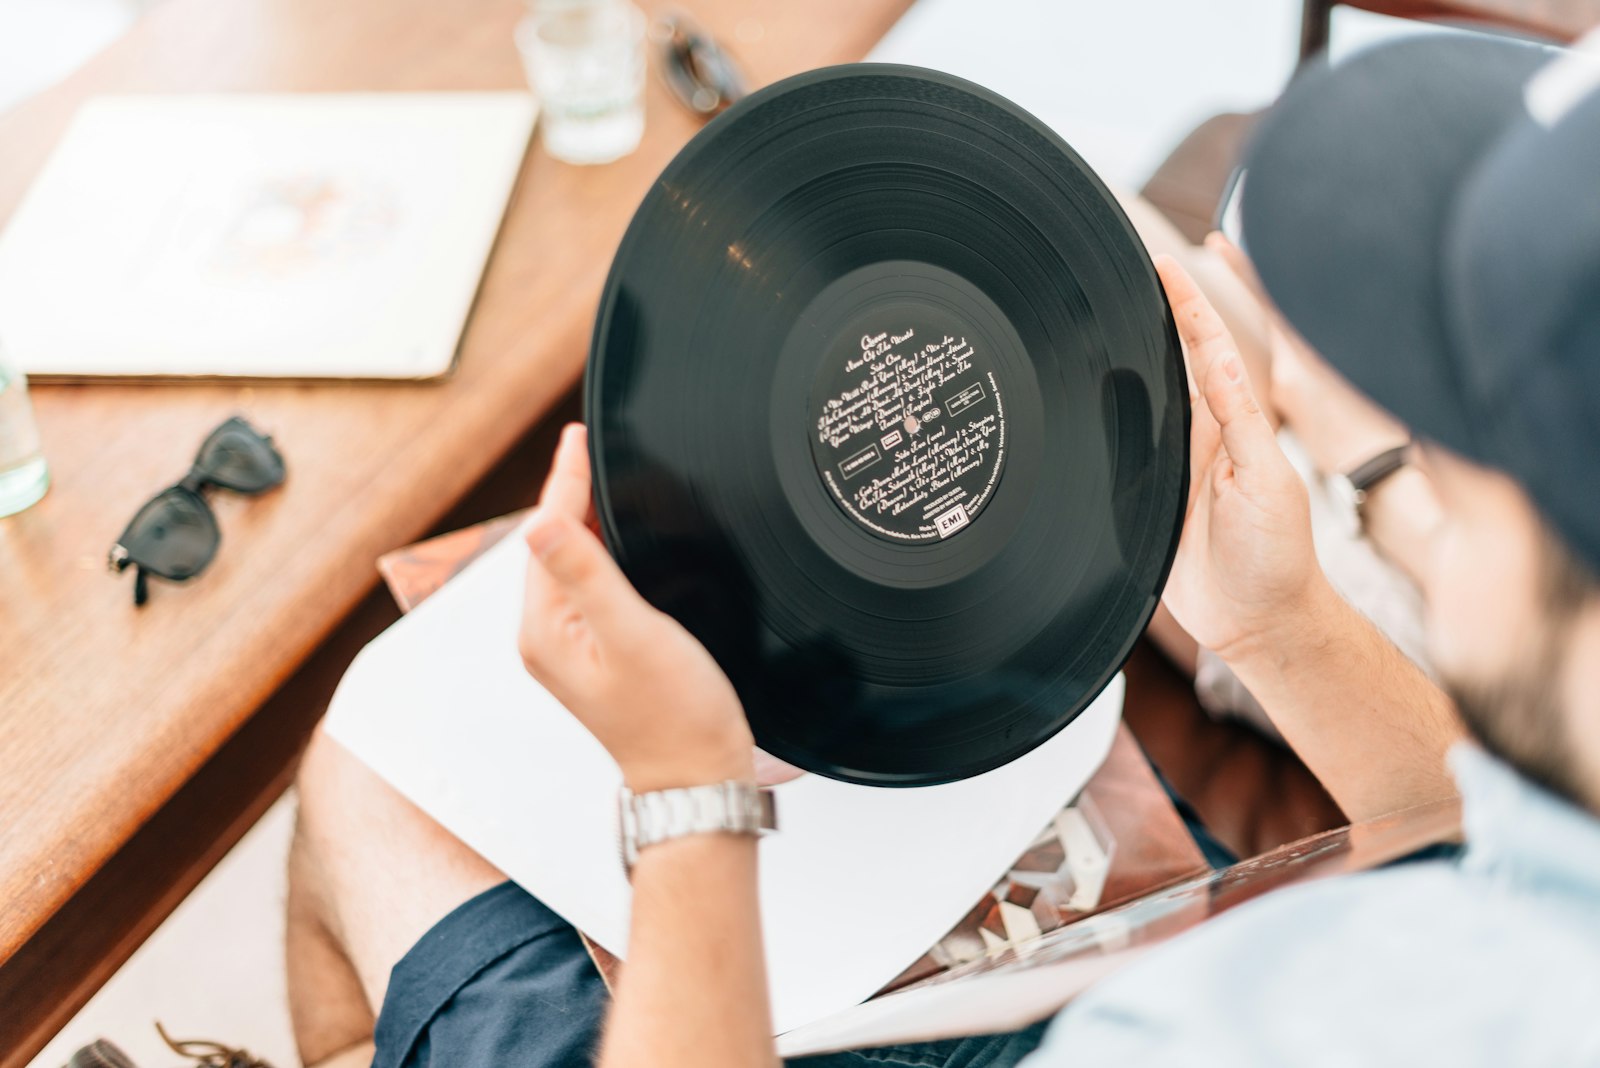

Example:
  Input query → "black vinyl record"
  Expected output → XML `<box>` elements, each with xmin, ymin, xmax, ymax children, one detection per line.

<box><xmin>586</xmin><ymin>65</ymin><xmax>1188</xmax><ymax>786</ymax></box>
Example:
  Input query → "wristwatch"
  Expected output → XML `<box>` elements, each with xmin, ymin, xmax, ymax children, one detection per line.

<box><xmin>1328</xmin><ymin>443</ymin><xmax>1412</xmax><ymax>522</ymax></box>
<box><xmin>618</xmin><ymin>780</ymin><xmax>778</xmax><ymax>876</ymax></box>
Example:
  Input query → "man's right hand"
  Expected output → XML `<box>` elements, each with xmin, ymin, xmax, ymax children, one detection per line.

<box><xmin>1153</xmin><ymin>255</ymin><xmax>1333</xmax><ymax>666</ymax></box>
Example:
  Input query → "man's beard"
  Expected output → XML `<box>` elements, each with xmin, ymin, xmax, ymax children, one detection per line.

<box><xmin>1445</xmin><ymin>636</ymin><xmax>1586</xmax><ymax>808</ymax></box>
<box><xmin>1442</xmin><ymin>530</ymin><xmax>1592</xmax><ymax>809</ymax></box>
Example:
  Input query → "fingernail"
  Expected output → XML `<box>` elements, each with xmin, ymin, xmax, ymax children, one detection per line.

<box><xmin>526</xmin><ymin>511</ymin><xmax>567</xmax><ymax>559</ymax></box>
<box><xmin>1222</xmin><ymin>355</ymin><xmax>1243</xmax><ymax>382</ymax></box>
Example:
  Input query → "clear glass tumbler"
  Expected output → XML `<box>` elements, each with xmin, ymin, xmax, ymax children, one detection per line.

<box><xmin>517</xmin><ymin>0</ymin><xmax>647</xmax><ymax>165</ymax></box>
<box><xmin>0</xmin><ymin>337</ymin><xmax>48</xmax><ymax>517</ymax></box>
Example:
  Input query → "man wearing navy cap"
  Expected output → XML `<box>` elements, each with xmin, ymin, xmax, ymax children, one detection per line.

<box><xmin>282</xmin><ymin>29</ymin><xmax>1600</xmax><ymax>1068</ymax></box>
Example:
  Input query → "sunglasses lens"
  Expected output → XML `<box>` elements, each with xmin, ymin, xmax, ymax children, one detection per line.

<box><xmin>117</xmin><ymin>487</ymin><xmax>219</xmax><ymax>579</ymax></box>
<box><xmin>193</xmin><ymin>417</ymin><xmax>286</xmax><ymax>493</ymax></box>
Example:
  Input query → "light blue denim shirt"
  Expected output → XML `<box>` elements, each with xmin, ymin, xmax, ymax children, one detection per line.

<box><xmin>1027</xmin><ymin>745</ymin><xmax>1600</xmax><ymax>1066</ymax></box>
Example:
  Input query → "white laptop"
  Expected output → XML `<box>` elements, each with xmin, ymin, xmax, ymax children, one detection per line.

<box><xmin>0</xmin><ymin>92</ymin><xmax>536</xmax><ymax>379</ymax></box>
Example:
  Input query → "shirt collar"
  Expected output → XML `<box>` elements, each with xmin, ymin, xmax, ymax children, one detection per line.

<box><xmin>1452</xmin><ymin>742</ymin><xmax>1600</xmax><ymax>895</ymax></box>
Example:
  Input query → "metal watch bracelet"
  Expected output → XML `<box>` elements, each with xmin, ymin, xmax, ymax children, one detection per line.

<box><xmin>617</xmin><ymin>780</ymin><xmax>777</xmax><ymax>876</ymax></box>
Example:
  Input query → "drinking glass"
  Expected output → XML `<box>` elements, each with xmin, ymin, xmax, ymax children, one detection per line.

<box><xmin>517</xmin><ymin>0</ymin><xmax>647</xmax><ymax>165</ymax></box>
<box><xmin>0</xmin><ymin>337</ymin><xmax>48</xmax><ymax>518</ymax></box>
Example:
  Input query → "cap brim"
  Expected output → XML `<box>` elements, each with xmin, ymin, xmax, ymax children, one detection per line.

<box><xmin>1239</xmin><ymin>33</ymin><xmax>1551</xmax><ymax>460</ymax></box>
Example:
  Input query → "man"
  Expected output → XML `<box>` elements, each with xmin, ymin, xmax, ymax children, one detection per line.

<box><xmin>286</xmin><ymin>31</ymin><xmax>1600</xmax><ymax>1068</ymax></box>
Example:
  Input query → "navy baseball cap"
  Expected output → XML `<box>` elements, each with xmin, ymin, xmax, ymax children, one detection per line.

<box><xmin>1236</xmin><ymin>31</ymin><xmax>1600</xmax><ymax>574</ymax></box>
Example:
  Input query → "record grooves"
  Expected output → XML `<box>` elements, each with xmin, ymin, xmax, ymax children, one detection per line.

<box><xmin>586</xmin><ymin>65</ymin><xmax>1188</xmax><ymax>786</ymax></box>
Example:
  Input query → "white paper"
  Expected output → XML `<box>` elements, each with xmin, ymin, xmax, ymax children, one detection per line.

<box><xmin>0</xmin><ymin>92</ymin><xmax>535</xmax><ymax>379</ymax></box>
<box><xmin>325</xmin><ymin>529</ymin><xmax>1121</xmax><ymax>1034</ymax></box>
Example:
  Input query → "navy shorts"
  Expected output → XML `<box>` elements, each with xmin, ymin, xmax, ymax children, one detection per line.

<box><xmin>371</xmin><ymin>881</ymin><xmax>1047</xmax><ymax>1068</ymax></box>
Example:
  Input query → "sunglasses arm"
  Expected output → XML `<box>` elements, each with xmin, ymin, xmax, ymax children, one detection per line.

<box><xmin>107</xmin><ymin>544</ymin><xmax>151</xmax><ymax>607</ymax></box>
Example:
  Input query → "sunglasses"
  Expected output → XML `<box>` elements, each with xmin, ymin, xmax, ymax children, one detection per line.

<box><xmin>108</xmin><ymin>416</ymin><xmax>286</xmax><ymax>606</ymax></box>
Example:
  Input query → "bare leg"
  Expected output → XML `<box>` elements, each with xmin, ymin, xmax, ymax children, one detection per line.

<box><xmin>308</xmin><ymin>1041</ymin><xmax>376</xmax><ymax>1068</ymax></box>
<box><xmin>286</xmin><ymin>819</ymin><xmax>374</xmax><ymax>1066</ymax></box>
<box><xmin>286</xmin><ymin>725</ymin><xmax>508</xmax><ymax>1064</ymax></box>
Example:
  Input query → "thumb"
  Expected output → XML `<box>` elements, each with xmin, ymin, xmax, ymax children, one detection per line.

<box><xmin>525</xmin><ymin>508</ymin><xmax>646</xmax><ymax>645</ymax></box>
<box><xmin>1201</xmin><ymin>351</ymin><xmax>1283</xmax><ymax>483</ymax></box>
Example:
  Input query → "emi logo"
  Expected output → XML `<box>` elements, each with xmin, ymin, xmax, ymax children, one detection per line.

<box><xmin>934</xmin><ymin>503</ymin><xmax>970</xmax><ymax>538</ymax></box>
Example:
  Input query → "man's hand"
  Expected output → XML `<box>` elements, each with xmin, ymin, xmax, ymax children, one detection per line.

<box><xmin>1153</xmin><ymin>254</ymin><xmax>1462</xmax><ymax>820</ymax></box>
<box><xmin>518</xmin><ymin>423</ymin><xmax>756</xmax><ymax>793</ymax></box>
<box><xmin>1154</xmin><ymin>255</ymin><xmax>1329</xmax><ymax>664</ymax></box>
<box><xmin>521</xmin><ymin>426</ymin><xmax>779</xmax><ymax>1068</ymax></box>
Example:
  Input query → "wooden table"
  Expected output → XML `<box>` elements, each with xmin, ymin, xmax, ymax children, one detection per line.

<box><xmin>0</xmin><ymin>1</ymin><xmax>911</xmax><ymax>1063</ymax></box>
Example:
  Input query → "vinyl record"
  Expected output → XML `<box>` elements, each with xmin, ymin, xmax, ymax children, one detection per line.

<box><xmin>586</xmin><ymin>65</ymin><xmax>1187</xmax><ymax>786</ymax></box>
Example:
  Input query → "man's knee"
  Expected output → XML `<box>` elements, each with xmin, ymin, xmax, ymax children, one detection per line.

<box><xmin>294</xmin><ymin>722</ymin><xmax>358</xmax><ymax>849</ymax></box>
<box><xmin>294</xmin><ymin>721</ymin><xmax>500</xmax><ymax>881</ymax></box>
<box><xmin>293</xmin><ymin>722</ymin><xmax>422</xmax><ymax>882</ymax></box>
<box><xmin>288</xmin><ymin>721</ymin><xmax>507</xmax><ymax>1006</ymax></box>
<box><xmin>288</xmin><ymin>724</ymin><xmax>369</xmax><ymax>946</ymax></box>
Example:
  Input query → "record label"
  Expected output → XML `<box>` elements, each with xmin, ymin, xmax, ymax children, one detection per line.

<box><xmin>809</xmin><ymin>311</ymin><xmax>1007</xmax><ymax>542</ymax></box>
